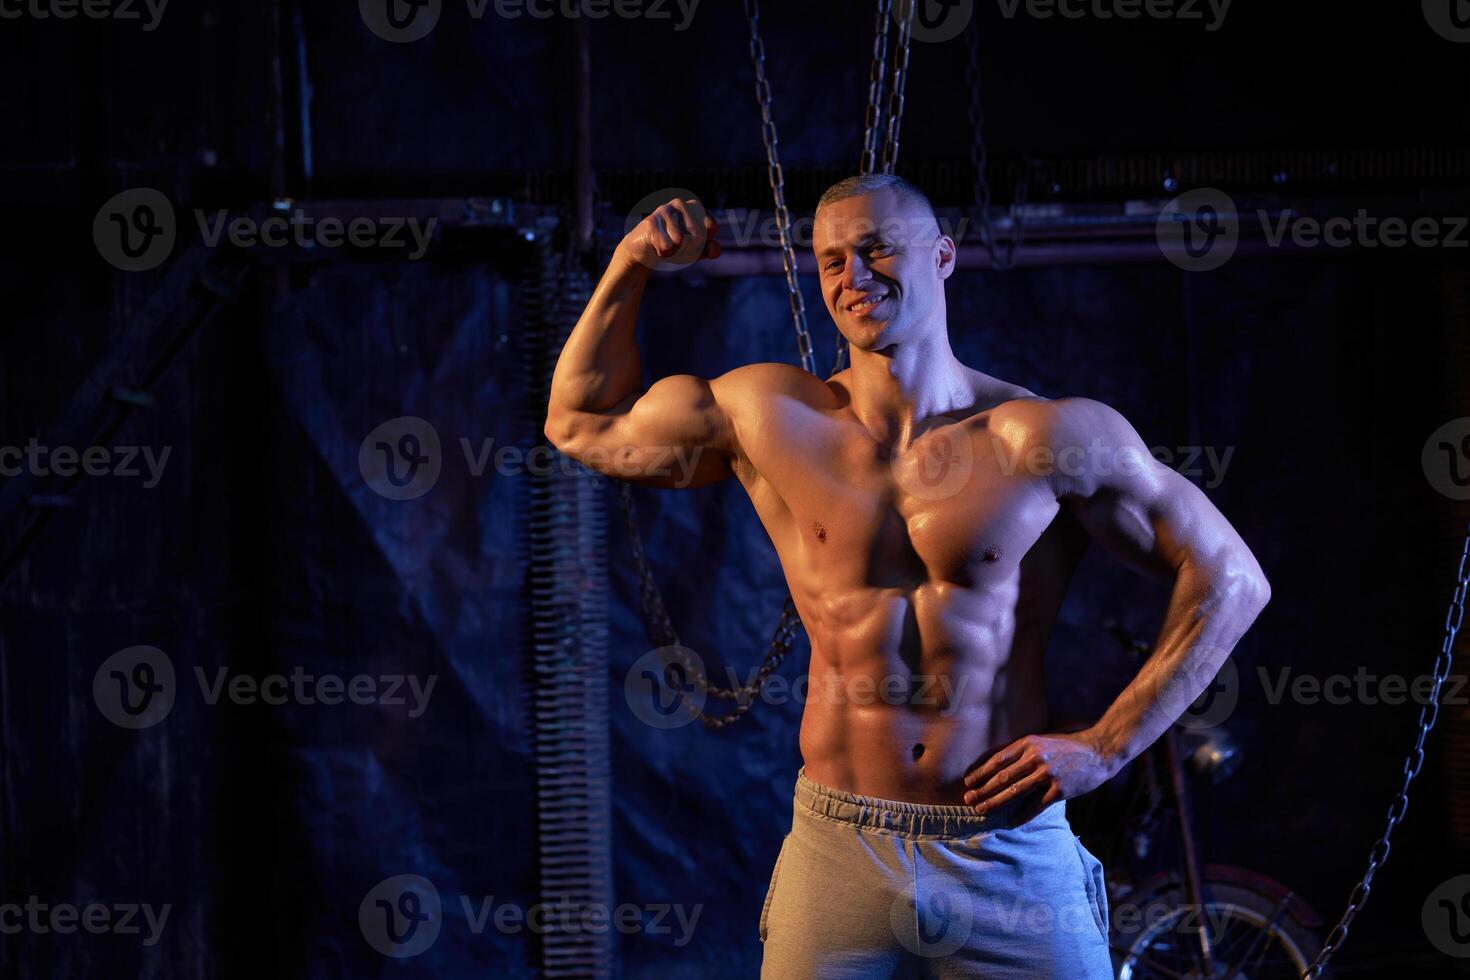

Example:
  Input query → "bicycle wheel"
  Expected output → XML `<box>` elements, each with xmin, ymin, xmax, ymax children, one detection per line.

<box><xmin>1113</xmin><ymin>880</ymin><xmax>1328</xmax><ymax>980</ymax></box>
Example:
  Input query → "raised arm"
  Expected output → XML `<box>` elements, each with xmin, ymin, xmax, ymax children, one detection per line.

<box><xmin>544</xmin><ymin>198</ymin><xmax>735</xmax><ymax>489</ymax></box>
<box><xmin>964</xmin><ymin>396</ymin><xmax>1271</xmax><ymax>820</ymax></box>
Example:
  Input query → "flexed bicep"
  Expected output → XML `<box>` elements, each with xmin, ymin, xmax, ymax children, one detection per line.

<box><xmin>549</xmin><ymin>372</ymin><xmax>737</xmax><ymax>489</ymax></box>
<box><xmin>543</xmin><ymin>197</ymin><xmax>733</xmax><ymax>489</ymax></box>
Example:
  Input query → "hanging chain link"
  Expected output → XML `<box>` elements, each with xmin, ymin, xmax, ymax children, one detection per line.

<box><xmin>612</xmin><ymin>0</ymin><xmax>821</xmax><ymax>732</ymax></box>
<box><xmin>744</xmin><ymin>0</ymin><xmax>816</xmax><ymax>377</ymax></box>
<box><xmin>617</xmin><ymin>482</ymin><xmax>804</xmax><ymax>729</ymax></box>
<box><xmin>860</xmin><ymin>0</ymin><xmax>893</xmax><ymax>176</ymax></box>
<box><xmin>965</xmin><ymin>16</ymin><xmax>1027</xmax><ymax>269</ymax></box>
<box><xmin>1299</xmin><ymin>523</ymin><xmax>1470</xmax><ymax>979</ymax></box>
<box><xmin>615</xmin><ymin>0</ymin><xmax>934</xmax><ymax>727</ymax></box>
<box><xmin>879</xmin><ymin>0</ymin><xmax>916</xmax><ymax>175</ymax></box>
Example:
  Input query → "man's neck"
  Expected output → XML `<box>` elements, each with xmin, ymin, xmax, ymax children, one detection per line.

<box><xmin>845</xmin><ymin>332</ymin><xmax>975</xmax><ymax>449</ymax></box>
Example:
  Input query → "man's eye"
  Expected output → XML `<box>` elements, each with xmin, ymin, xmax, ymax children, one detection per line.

<box><xmin>869</xmin><ymin>242</ymin><xmax>891</xmax><ymax>254</ymax></box>
<box><xmin>825</xmin><ymin>260</ymin><xmax>843</xmax><ymax>271</ymax></box>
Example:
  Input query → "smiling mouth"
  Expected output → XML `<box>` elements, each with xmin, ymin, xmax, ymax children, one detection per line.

<box><xmin>847</xmin><ymin>294</ymin><xmax>887</xmax><ymax>313</ymax></box>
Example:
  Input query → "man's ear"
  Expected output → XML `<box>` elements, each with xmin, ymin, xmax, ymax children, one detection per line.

<box><xmin>936</xmin><ymin>234</ymin><xmax>957</xmax><ymax>280</ymax></box>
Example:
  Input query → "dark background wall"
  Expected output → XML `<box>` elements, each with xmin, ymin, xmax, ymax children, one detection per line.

<box><xmin>2</xmin><ymin>1</ymin><xmax>1469</xmax><ymax>978</ymax></box>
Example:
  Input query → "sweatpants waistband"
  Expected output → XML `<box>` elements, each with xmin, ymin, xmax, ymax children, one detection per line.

<box><xmin>793</xmin><ymin>765</ymin><xmax>1066</xmax><ymax>840</ymax></box>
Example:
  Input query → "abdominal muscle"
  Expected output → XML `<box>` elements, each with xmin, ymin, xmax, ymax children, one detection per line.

<box><xmin>793</xmin><ymin>581</ymin><xmax>1052</xmax><ymax>806</ymax></box>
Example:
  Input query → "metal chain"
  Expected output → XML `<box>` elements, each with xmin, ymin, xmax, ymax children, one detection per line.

<box><xmin>621</xmin><ymin>0</ymin><xmax>927</xmax><ymax>730</ymax></box>
<box><xmin>611</xmin><ymin>0</ymin><xmax>825</xmax><ymax>731</ymax></box>
<box><xmin>1299</xmin><ymin>523</ymin><xmax>1470</xmax><ymax>978</ymax></box>
<box><xmin>744</xmin><ymin>0</ymin><xmax>815</xmax><ymax>377</ymax></box>
<box><xmin>860</xmin><ymin>0</ymin><xmax>893</xmax><ymax>176</ymax></box>
<box><xmin>879</xmin><ymin>0</ymin><xmax>916</xmax><ymax>175</ymax></box>
<box><xmin>965</xmin><ymin>16</ymin><xmax>1028</xmax><ymax>269</ymax></box>
<box><xmin>617</xmin><ymin>482</ymin><xmax>805</xmax><ymax>729</ymax></box>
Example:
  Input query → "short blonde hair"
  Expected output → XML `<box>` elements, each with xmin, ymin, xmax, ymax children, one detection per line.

<box><xmin>816</xmin><ymin>173</ymin><xmax>936</xmax><ymax>223</ymax></box>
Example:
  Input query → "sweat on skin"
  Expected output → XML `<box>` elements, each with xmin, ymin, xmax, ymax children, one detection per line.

<box><xmin>549</xmin><ymin>180</ymin><xmax>1272</xmax><ymax>821</ymax></box>
<box><xmin>987</xmin><ymin>436</ymin><xmax>1236</xmax><ymax>491</ymax></box>
<box><xmin>460</xmin><ymin>436</ymin><xmax>705</xmax><ymax>486</ymax></box>
<box><xmin>720</xmin><ymin>666</ymin><xmax>973</xmax><ymax>713</ymax></box>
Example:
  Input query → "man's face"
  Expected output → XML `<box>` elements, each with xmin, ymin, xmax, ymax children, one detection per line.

<box><xmin>812</xmin><ymin>188</ymin><xmax>954</xmax><ymax>353</ymax></box>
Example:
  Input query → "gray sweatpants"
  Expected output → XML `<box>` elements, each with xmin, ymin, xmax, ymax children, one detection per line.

<box><xmin>759</xmin><ymin>767</ymin><xmax>1114</xmax><ymax>979</ymax></box>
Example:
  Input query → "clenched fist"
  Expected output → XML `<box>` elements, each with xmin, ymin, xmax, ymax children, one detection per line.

<box><xmin>617</xmin><ymin>198</ymin><xmax>722</xmax><ymax>270</ymax></box>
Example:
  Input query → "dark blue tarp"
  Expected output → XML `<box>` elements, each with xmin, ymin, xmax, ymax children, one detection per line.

<box><xmin>5</xmin><ymin>240</ymin><xmax>1465</xmax><ymax>977</ymax></box>
<box><xmin>2</xmin><ymin>1</ymin><xmax>1468</xmax><ymax>975</ymax></box>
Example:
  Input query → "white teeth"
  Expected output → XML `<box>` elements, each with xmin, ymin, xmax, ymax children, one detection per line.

<box><xmin>850</xmin><ymin>296</ymin><xmax>883</xmax><ymax>311</ymax></box>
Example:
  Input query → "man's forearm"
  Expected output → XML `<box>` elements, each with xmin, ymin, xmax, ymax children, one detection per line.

<box><xmin>1086</xmin><ymin>557</ymin><xmax>1270</xmax><ymax>774</ymax></box>
<box><xmin>548</xmin><ymin>250</ymin><xmax>651</xmax><ymax>421</ymax></box>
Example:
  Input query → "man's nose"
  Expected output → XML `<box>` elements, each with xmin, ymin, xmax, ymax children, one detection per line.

<box><xmin>841</xmin><ymin>255</ymin><xmax>872</xmax><ymax>292</ymax></box>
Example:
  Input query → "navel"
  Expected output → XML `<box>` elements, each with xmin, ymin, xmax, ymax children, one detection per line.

<box><xmin>912</xmin><ymin>743</ymin><xmax>925</xmax><ymax>761</ymax></box>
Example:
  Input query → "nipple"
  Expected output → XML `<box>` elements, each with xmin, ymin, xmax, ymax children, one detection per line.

<box><xmin>813</xmin><ymin>521</ymin><xmax>828</xmax><ymax>544</ymax></box>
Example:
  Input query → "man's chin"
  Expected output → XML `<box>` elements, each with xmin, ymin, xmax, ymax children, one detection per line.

<box><xmin>839</xmin><ymin>317</ymin><xmax>896</xmax><ymax>352</ymax></box>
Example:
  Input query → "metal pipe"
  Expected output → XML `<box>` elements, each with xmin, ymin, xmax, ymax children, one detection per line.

<box><xmin>1164</xmin><ymin>728</ymin><xmax>1216</xmax><ymax>974</ymax></box>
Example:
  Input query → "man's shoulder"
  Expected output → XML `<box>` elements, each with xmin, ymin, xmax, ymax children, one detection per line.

<box><xmin>711</xmin><ymin>361</ymin><xmax>841</xmax><ymax>406</ymax></box>
<box><xmin>986</xmin><ymin>395</ymin><xmax>1138</xmax><ymax>449</ymax></box>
